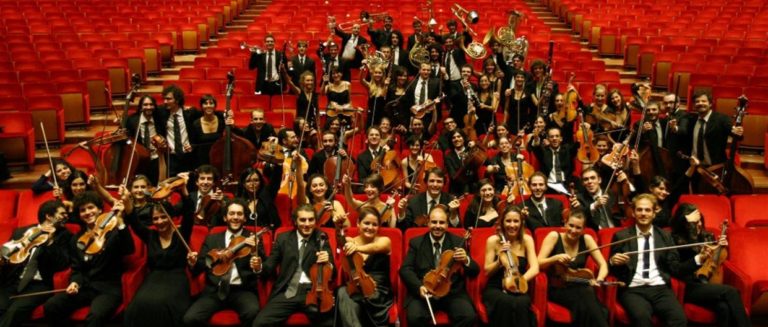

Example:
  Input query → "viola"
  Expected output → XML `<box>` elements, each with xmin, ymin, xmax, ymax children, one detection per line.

<box><xmin>1</xmin><ymin>223</ymin><xmax>61</xmax><ymax>265</ymax></box>
<box><xmin>257</xmin><ymin>141</ymin><xmax>285</xmax><ymax>164</ymax></box>
<box><xmin>575</xmin><ymin>107</ymin><xmax>599</xmax><ymax>164</ymax></box>
<box><xmin>695</xmin><ymin>220</ymin><xmax>728</xmax><ymax>284</ymax></box>
<box><xmin>411</xmin><ymin>94</ymin><xmax>446</xmax><ymax>119</ymax></box>
<box><xmin>508</xmin><ymin>144</ymin><xmax>534</xmax><ymax>201</ymax></box>
<box><xmin>554</xmin><ymin>73</ymin><xmax>578</xmax><ymax>125</ymax></box>
<box><xmin>422</xmin><ymin>230</ymin><xmax>471</xmax><ymax>298</ymax></box>
<box><xmin>306</xmin><ymin>233</ymin><xmax>334</xmax><ymax>313</ymax></box>
<box><xmin>373</xmin><ymin>191</ymin><xmax>398</xmax><ymax>225</ymax></box>
<box><xmin>314</xmin><ymin>200</ymin><xmax>335</xmax><ymax>227</ymax></box>
<box><xmin>195</xmin><ymin>176</ymin><xmax>231</xmax><ymax>226</ymax></box>
<box><xmin>407</xmin><ymin>142</ymin><xmax>438</xmax><ymax>194</ymax></box>
<box><xmin>278</xmin><ymin>152</ymin><xmax>309</xmax><ymax>200</ymax></box>
<box><xmin>336</xmin><ymin>224</ymin><xmax>376</xmax><ymax>299</ymax></box>
<box><xmin>76</xmin><ymin>208</ymin><xmax>122</xmax><ymax>255</ymax></box>
<box><xmin>205</xmin><ymin>228</ymin><xmax>269</xmax><ymax>276</ymax></box>
<box><xmin>497</xmin><ymin>230</ymin><xmax>527</xmax><ymax>293</ymax></box>
<box><xmin>210</xmin><ymin>72</ymin><xmax>257</xmax><ymax>184</ymax></box>
<box><xmin>453</xmin><ymin>123</ymin><xmax>493</xmax><ymax>185</ymax></box>
<box><xmin>324</xmin><ymin>125</ymin><xmax>354</xmax><ymax>193</ymax></box>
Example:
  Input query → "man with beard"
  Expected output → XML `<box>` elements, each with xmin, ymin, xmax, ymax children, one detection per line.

<box><xmin>253</xmin><ymin>204</ymin><xmax>334</xmax><ymax>327</ymax></box>
<box><xmin>184</xmin><ymin>199</ymin><xmax>264</xmax><ymax>326</ymax></box>
<box><xmin>159</xmin><ymin>84</ymin><xmax>200</xmax><ymax>176</ymax></box>
<box><xmin>307</xmin><ymin>131</ymin><xmax>348</xmax><ymax>177</ymax></box>
<box><xmin>321</xmin><ymin>42</ymin><xmax>351</xmax><ymax>82</ymax></box>
<box><xmin>400</xmin><ymin>205</ymin><xmax>478</xmax><ymax>327</ymax></box>
<box><xmin>396</xmin><ymin>167</ymin><xmax>461</xmax><ymax>229</ymax></box>
<box><xmin>127</xmin><ymin>95</ymin><xmax>167</xmax><ymax>184</ymax></box>
<box><xmin>367</xmin><ymin>15</ymin><xmax>402</xmax><ymax>49</ymax></box>
<box><xmin>355</xmin><ymin>126</ymin><xmax>385</xmax><ymax>182</ymax></box>
<box><xmin>673</xmin><ymin>91</ymin><xmax>743</xmax><ymax>167</ymax></box>
<box><xmin>264</xmin><ymin>128</ymin><xmax>308</xmax><ymax>198</ymax></box>
<box><xmin>522</xmin><ymin>172</ymin><xmax>565</xmax><ymax>232</ymax></box>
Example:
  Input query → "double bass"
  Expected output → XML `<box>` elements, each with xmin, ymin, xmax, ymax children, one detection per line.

<box><xmin>210</xmin><ymin>72</ymin><xmax>257</xmax><ymax>185</ymax></box>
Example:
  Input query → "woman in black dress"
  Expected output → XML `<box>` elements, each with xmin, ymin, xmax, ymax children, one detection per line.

<box><xmin>124</xmin><ymin>173</ymin><xmax>194</xmax><ymax>327</ymax></box>
<box><xmin>236</xmin><ymin>168</ymin><xmax>280</xmax><ymax>229</ymax></box>
<box><xmin>670</xmin><ymin>204</ymin><xmax>750</xmax><ymax>327</ymax></box>
<box><xmin>123</xmin><ymin>175</ymin><xmax>154</xmax><ymax>226</ymax></box>
<box><xmin>474</xmin><ymin>74</ymin><xmax>499</xmax><ymax>132</ymax></box>
<box><xmin>485</xmin><ymin>136</ymin><xmax>520</xmax><ymax>192</ymax></box>
<box><xmin>385</xmin><ymin>66</ymin><xmax>409</xmax><ymax>130</ymax></box>
<box><xmin>31</xmin><ymin>158</ymin><xmax>73</xmax><ymax>194</ymax></box>
<box><xmin>294</xmin><ymin>71</ymin><xmax>319</xmax><ymax>130</ymax></box>
<box><xmin>482</xmin><ymin>205</ymin><xmax>539</xmax><ymax>326</ymax></box>
<box><xmin>361</xmin><ymin>64</ymin><xmax>387</xmax><ymax>128</ymax></box>
<box><xmin>504</xmin><ymin>70</ymin><xmax>536</xmax><ymax>134</ymax></box>
<box><xmin>337</xmin><ymin>206</ymin><xmax>393</xmax><ymax>327</ymax></box>
<box><xmin>302</xmin><ymin>173</ymin><xmax>349</xmax><ymax>228</ymax></box>
<box><xmin>537</xmin><ymin>210</ymin><xmax>610</xmax><ymax>327</ymax></box>
<box><xmin>400</xmin><ymin>135</ymin><xmax>434</xmax><ymax>193</ymax></box>
<box><xmin>324</xmin><ymin>65</ymin><xmax>355</xmax><ymax>129</ymax></box>
<box><xmin>191</xmin><ymin>95</ymin><xmax>225</xmax><ymax>165</ymax></box>
<box><xmin>464</xmin><ymin>179</ymin><xmax>503</xmax><ymax>229</ymax></box>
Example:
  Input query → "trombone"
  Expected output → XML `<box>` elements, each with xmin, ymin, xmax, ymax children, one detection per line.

<box><xmin>451</xmin><ymin>3</ymin><xmax>480</xmax><ymax>36</ymax></box>
<box><xmin>336</xmin><ymin>11</ymin><xmax>388</xmax><ymax>31</ymax></box>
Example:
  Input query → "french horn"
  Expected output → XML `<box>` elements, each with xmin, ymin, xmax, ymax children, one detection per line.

<box><xmin>409</xmin><ymin>43</ymin><xmax>430</xmax><ymax>68</ymax></box>
<box><xmin>358</xmin><ymin>44</ymin><xmax>387</xmax><ymax>70</ymax></box>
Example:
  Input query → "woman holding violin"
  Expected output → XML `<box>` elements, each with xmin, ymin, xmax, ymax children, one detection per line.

<box><xmin>464</xmin><ymin>179</ymin><xmax>507</xmax><ymax>228</ymax></box>
<box><xmin>385</xmin><ymin>66</ymin><xmax>409</xmax><ymax>130</ymax></box>
<box><xmin>482</xmin><ymin>205</ymin><xmax>539</xmax><ymax>327</ymax></box>
<box><xmin>237</xmin><ymin>168</ymin><xmax>281</xmax><ymax>229</ymax></box>
<box><xmin>337</xmin><ymin>207</ymin><xmax>393</xmax><ymax>327</ymax></box>
<box><xmin>124</xmin><ymin>173</ymin><xmax>195</xmax><ymax>327</ymax></box>
<box><xmin>303</xmin><ymin>174</ymin><xmax>349</xmax><ymax>228</ymax></box>
<box><xmin>602</xmin><ymin>89</ymin><xmax>631</xmax><ymax>143</ymax></box>
<box><xmin>324</xmin><ymin>65</ymin><xmax>355</xmax><ymax>130</ymax></box>
<box><xmin>670</xmin><ymin>204</ymin><xmax>749</xmax><ymax>327</ymax></box>
<box><xmin>343</xmin><ymin>174</ymin><xmax>396</xmax><ymax>228</ymax></box>
<box><xmin>504</xmin><ymin>69</ymin><xmax>536</xmax><ymax>133</ymax></box>
<box><xmin>360</xmin><ymin>63</ymin><xmax>387</xmax><ymax>128</ymax></box>
<box><xmin>400</xmin><ymin>136</ymin><xmax>435</xmax><ymax>193</ymax></box>
<box><xmin>292</xmin><ymin>71</ymin><xmax>319</xmax><ymax>132</ymax></box>
<box><xmin>191</xmin><ymin>95</ymin><xmax>227</xmax><ymax>166</ymax></box>
<box><xmin>537</xmin><ymin>210</ymin><xmax>610</xmax><ymax>327</ymax></box>
<box><xmin>485</xmin><ymin>124</ymin><xmax>509</xmax><ymax>150</ymax></box>
<box><xmin>31</xmin><ymin>158</ymin><xmax>73</xmax><ymax>195</ymax></box>
<box><xmin>485</xmin><ymin>136</ymin><xmax>524</xmax><ymax>192</ymax></box>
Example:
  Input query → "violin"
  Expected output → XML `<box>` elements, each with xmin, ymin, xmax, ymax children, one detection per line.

<box><xmin>195</xmin><ymin>176</ymin><xmax>230</xmax><ymax>226</ymax></box>
<box><xmin>306</xmin><ymin>233</ymin><xmax>334</xmax><ymax>313</ymax></box>
<box><xmin>324</xmin><ymin>125</ymin><xmax>354</xmax><ymax>193</ymax></box>
<box><xmin>326</xmin><ymin>105</ymin><xmax>362</xmax><ymax>118</ymax></box>
<box><xmin>550</xmin><ymin>263</ymin><xmax>625</xmax><ymax>288</ymax></box>
<box><xmin>152</xmin><ymin>176</ymin><xmax>187</xmax><ymax>200</ymax></box>
<box><xmin>508</xmin><ymin>142</ymin><xmax>534</xmax><ymax>201</ymax></box>
<box><xmin>336</xmin><ymin>224</ymin><xmax>377</xmax><ymax>299</ymax></box>
<box><xmin>1</xmin><ymin>221</ymin><xmax>61</xmax><ymax>265</ymax></box>
<box><xmin>497</xmin><ymin>229</ymin><xmax>527</xmax><ymax>293</ymax></box>
<box><xmin>554</xmin><ymin>73</ymin><xmax>578</xmax><ymax>125</ymax></box>
<box><xmin>257</xmin><ymin>141</ymin><xmax>285</xmax><ymax>164</ymax></box>
<box><xmin>373</xmin><ymin>191</ymin><xmax>398</xmax><ymax>225</ymax></box>
<box><xmin>411</xmin><ymin>94</ymin><xmax>446</xmax><ymax>120</ymax></box>
<box><xmin>370</xmin><ymin>146</ymin><xmax>403</xmax><ymax>191</ymax></box>
<box><xmin>76</xmin><ymin>207</ymin><xmax>122</xmax><ymax>255</ymax></box>
<box><xmin>677</xmin><ymin>152</ymin><xmax>727</xmax><ymax>194</ymax></box>
<box><xmin>695</xmin><ymin>220</ymin><xmax>728</xmax><ymax>284</ymax></box>
<box><xmin>422</xmin><ymin>230</ymin><xmax>471</xmax><ymax>298</ymax></box>
<box><xmin>408</xmin><ymin>142</ymin><xmax>438</xmax><ymax>194</ymax></box>
<box><xmin>575</xmin><ymin>107</ymin><xmax>599</xmax><ymax>164</ymax></box>
<box><xmin>454</xmin><ymin>122</ymin><xmax>494</xmax><ymax>185</ymax></box>
<box><xmin>205</xmin><ymin>228</ymin><xmax>269</xmax><ymax>276</ymax></box>
<box><xmin>278</xmin><ymin>151</ymin><xmax>309</xmax><ymax>200</ymax></box>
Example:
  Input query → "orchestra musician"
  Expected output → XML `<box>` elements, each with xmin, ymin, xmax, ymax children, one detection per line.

<box><xmin>608</xmin><ymin>194</ymin><xmax>702</xmax><ymax>327</ymax></box>
<box><xmin>236</xmin><ymin>109</ymin><xmax>276</xmax><ymax>152</ymax></box>
<box><xmin>482</xmin><ymin>205</ymin><xmax>538</xmax><ymax>326</ymax></box>
<box><xmin>122</xmin><ymin>175</ymin><xmax>155</xmax><ymax>226</ymax></box>
<box><xmin>184</xmin><ymin>199</ymin><xmax>264</xmax><ymax>326</ymax></box>
<box><xmin>439</xmin><ymin>19</ymin><xmax>472</xmax><ymax>46</ymax></box>
<box><xmin>476</xmin><ymin>57</ymin><xmax>504</xmax><ymax>94</ymax></box>
<box><xmin>305</xmin><ymin>174</ymin><xmax>349</xmax><ymax>228</ymax></box>
<box><xmin>673</xmin><ymin>91</ymin><xmax>743</xmax><ymax>167</ymax></box>
<box><xmin>403</xmin><ymin>62</ymin><xmax>442</xmax><ymax>128</ymax></box>
<box><xmin>333</xmin><ymin>22</ymin><xmax>368</xmax><ymax>69</ymax></box>
<box><xmin>427</xmin><ymin>43</ymin><xmax>444</xmax><ymax>79</ymax></box>
<box><xmin>571</xmin><ymin>167</ymin><xmax>627</xmax><ymax>230</ymax></box>
<box><xmin>291</xmin><ymin>72</ymin><xmax>320</xmax><ymax>132</ymax></box>
<box><xmin>190</xmin><ymin>165</ymin><xmax>227</xmax><ymax>227</ymax></box>
<box><xmin>472</xmin><ymin>74</ymin><xmax>499</xmax><ymax>132</ymax></box>
<box><xmin>442</xmin><ymin>38</ymin><xmax>469</xmax><ymax>126</ymax></box>
<box><xmin>529</xmin><ymin>127</ymin><xmax>577</xmax><ymax>188</ymax></box>
<box><xmin>400</xmin><ymin>204</ymin><xmax>479</xmax><ymax>327</ymax></box>
<box><xmin>670</xmin><ymin>204</ymin><xmax>750</xmax><ymax>327</ymax></box>
<box><xmin>366</xmin><ymin>15</ymin><xmax>401</xmax><ymax>49</ymax></box>
<box><xmin>464</xmin><ymin>179</ymin><xmax>505</xmax><ymax>228</ymax></box>
<box><xmin>397</xmin><ymin>167</ymin><xmax>461</xmax><ymax>229</ymax></box>
<box><xmin>437</xmin><ymin>117</ymin><xmax>459</xmax><ymax>151</ymax></box>
<box><xmin>537</xmin><ymin>210</ymin><xmax>610</xmax><ymax>327</ymax></box>
<box><xmin>360</xmin><ymin>63</ymin><xmax>387</xmax><ymax>127</ymax></box>
<box><xmin>237</xmin><ymin>168</ymin><xmax>281</xmax><ymax>229</ymax></box>
<box><xmin>527</xmin><ymin>59</ymin><xmax>559</xmax><ymax>114</ymax></box>
<box><xmin>123</xmin><ymin>173</ymin><xmax>194</xmax><ymax>327</ymax></box>
<box><xmin>191</xmin><ymin>95</ymin><xmax>229</xmax><ymax>166</ymax></box>
<box><xmin>343</xmin><ymin>174</ymin><xmax>396</xmax><ymax>228</ymax></box>
<box><xmin>444</xmin><ymin>130</ymin><xmax>480</xmax><ymax>195</ymax></box>
<box><xmin>264</xmin><ymin>127</ymin><xmax>309</xmax><ymax>198</ymax></box>
<box><xmin>355</xmin><ymin>126</ymin><xmax>385</xmax><ymax>182</ymax></box>
<box><xmin>253</xmin><ymin>204</ymin><xmax>334</xmax><ymax>327</ymax></box>
<box><xmin>43</xmin><ymin>191</ymin><xmax>135</xmax><ymax>327</ymax></box>
<box><xmin>0</xmin><ymin>200</ymin><xmax>71</xmax><ymax>327</ymax></box>
<box><xmin>601</xmin><ymin>89</ymin><xmax>631</xmax><ymax>143</ymax></box>
<box><xmin>31</xmin><ymin>158</ymin><xmax>73</xmax><ymax>195</ymax></box>
<box><xmin>248</xmin><ymin>34</ymin><xmax>284</xmax><ymax>95</ymax></box>
<box><xmin>389</xmin><ymin>33</ymin><xmax>409</xmax><ymax>70</ymax></box>
<box><xmin>384</xmin><ymin>66</ymin><xmax>410</xmax><ymax>129</ymax></box>
<box><xmin>522</xmin><ymin>172</ymin><xmax>565</xmax><ymax>232</ymax></box>
<box><xmin>321</xmin><ymin>42</ymin><xmax>352</xmax><ymax>82</ymax></box>
<box><xmin>400</xmin><ymin>136</ymin><xmax>435</xmax><ymax>193</ymax></box>
<box><xmin>323</xmin><ymin>65</ymin><xmax>355</xmax><ymax>129</ymax></box>
<box><xmin>485</xmin><ymin>124</ymin><xmax>510</xmax><ymax>150</ymax></box>
<box><xmin>287</xmin><ymin>40</ymin><xmax>316</xmax><ymax>90</ymax></box>
<box><xmin>487</xmin><ymin>43</ymin><xmax>509</xmax><ymax>85</ymax></box>
<box><xmin>405</xmin><ymin>116</ymin><xmax>436</xmax><ymax>146</ymax></box>
<box><xmin>484</xmin><ymin>136</ymin><xmax>523</xmax><ymax>192</ymax></box>
<box><xmin>160</xmin><ymin>84</ymin><xmax>199</xmax><ymax>176</ymax></box>
<box><xmin>126</xmin><ymin>95</ymin><xmax>166</xmax><ymax>184</ymax></box>
<box><xmin>308</xmin><ymin>131</ymin><xmax>340</xmax><ymax>176</ymax></box>
<box><xmin>504</xmin><ymin>69</ymin><xmax>536</xmax><ymax>133</ymax></box>
<box><xmin>336</xmin><ymin>207</ymin><xmax>394</xmax><ymax>327</ymax></box>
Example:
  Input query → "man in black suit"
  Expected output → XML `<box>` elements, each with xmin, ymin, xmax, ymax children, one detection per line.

<box><xmin>444</xmin><ymin>130</ymin><xmax>479</xmax><ymax>196</ymax></box>
<box><xmin>674</xmin><ymin>90</ymin><xmax>743</xmax><ymax>167</ymax></box>
<box><xmin>530</xmin><ymin>127</ymin><xmax>577</xmax><ymax>188</ymax></box>
<box><xmin>0</xmin><ymin>200</ymin><xmax>71</xmax><ymax>327</ymax></box>
<box><xmin>189</xmin><ymin>164</ymin><xmax>227</xmax><ymax>227</ymax></box>
<box><xmin>308</xmin><ymin>131</ymin><xmax>347</xmax><ymax>177</ymax></box>
<box><xmin>366</xmin><ymin>15</ymin><xmax>402</xmax><ymax>49</ymax></box>
<box><xmin>236</xmin><ymin>109</ymin><xmax>275</xmax><ymax>152</ymax></box>
<box><xmin>43</xmin><ymin>191</ymin><xmax>135</xmax><ymax>327</ymax></box>
<box><xmin>248</xmin><ymin>34</ymin><xmax>284</xmax><ymax>95</ymax></box>
<box><xmin>389</xmin><ymin>33</ymin><xmax>409</xmax><ymax>69</ymax></box>
<box><xmin>442</xmin><ymin>36</ymin><xmax>469</xmax><ymax>121</ymax></box>
<box><xmin>355</xmin><ymin>126</ymin><xmax>385</xmax><ymax>183</ymax></box>
<box><xmin>253</xmin><ymin>204</ymin><xmax>334</xmax><ymax>327</ymax></box>
<box><xmin>264</xmin><ymin>127</ymin><xmax>309</xmax><ymax>198</ymax></box>
<box><xmin>184</xmin><ymin>199</ymin><xmax>263</xmax><ymax>326</ymax></box>
<box><xmin>403</xmin><ymin>62</ymin><xmax>442</xmax><ymax>128</ymax></box>
<box><xmin>526</xmin><ymin>59</ymin><xmax>559</xmax><ymax>114</ymax></box>
<box><xmin>522</xmin><ymin>172</ymin><xmax>565</xmax><ymax>231</ymax></box>
<box><xmin>287</xmin><ymin>41</ymin><xmax>316</xmax><ymax>90</ymax></box>
<box><xmin>438</xmin><ymin>19</ymin><xmax>472</xmax><ymax>46</ymax></box>
<box><xmin>321</xmin><ymin>42</ymin><xmax>351</xmax><ymax>82</ymax></box>
<box><xmin>334</xmin><ymin>23</ymin><xmax>367</xmax><ymax>69</ymax></box>
<box><xmin>609</xmin><ymin>193</ymin><xmax>705</xmax><ymax>327</ymax></box>
<box><xmin>632</xmin><ymin>101</ymin><xmax>668</xmax><ymax>149</ymax></box>
<box><xmin>126</xmin><ymin>95</ymin><xmax>167</xmax><ymax>184</ymax></box>
<box><xmin>571</xmin><ymin>167</ymin><xmax>627</xmax><ymax>230</ymax></box>
<box><xmin>159</xmin><ymin>84</ymin><xmax>200</xmax><ymax>176</ymax></box>
<box><xmin>396</xmin><ymin>167</ymin><xmax>461</xmax><ymax>229</ymax></box>
<box><xmin>400</xmin><ymin>205</ymin><xmax>478</xmax><ymax>327</ymax></box>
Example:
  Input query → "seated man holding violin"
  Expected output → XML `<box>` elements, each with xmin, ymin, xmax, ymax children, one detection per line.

<box><xmin>234</xmin><ymin>109</ymin><xmax>276</xmax><ymax>152</ymax></box>
<box><xmin>571</xmin><ymin>167</ymin><xmax>632</xmax><ymax>230</ymax></box>
<box><xmin>396</xmin><ymin>167</ymin><xmax>461</xmax><ymax>230</ymax></box>
<box><xmin>399</xmin><ymin>204</ymin><xmax>478</xmax><ymax>327</ymax></box>
<box><xmin>190</xmin><ymin>164</ymin><xmax>228</xmax><ymax>228</ymax></box>
<box><xmin>529</xmin><ymin>126</ymin><xmax>578</xmax><ymax>190</ymax></box>
<box><xmin>609</xmin><ymin>193</ymin><xmax>711</xmax><ymax>327</ymax></box>
<box><xmin>184</xmin><ymin>198</ymin><xmax>264</xmax><ymax>327</ymax></box>
<box><xmin>43</xmin><ymin>191</ymin><xmax>135</xmax><ymax>327</ymax></box>
<box><xmin>0</xmin><ymin>200</ymin><xmax>71</xmax><ymax>327</ymax></box>
<box><xmin>253</xmin><ymin>204</ymin><xmax>334</xmax><ymax>327</ymax></box>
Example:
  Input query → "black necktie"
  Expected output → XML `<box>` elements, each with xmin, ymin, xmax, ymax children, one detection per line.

<box><xmin>433</xmin><ymin>241</ymin><xmax>441</xmax><ymax>267</ymax></box>
<box><xmin>285</xmin><ymin>238</ymin><xmax>308</xmax><ymax>298</ymax></box>
<box><xmin>445</xmin><ymin>51</ymin><xmax>451</xmax><ymax>77</ymax></box>
<box><xmin>538</xmin><ymin>203</ymin><xmax>547</xmax><ymax>225</ymax></box>
<box><xmin>428</xmin><ymin>199</ymin><xmax>437</xmax><ymax>213</ymax></box>
<box><xmin>553</xmin><ymin>149</ymin><xmax>563</xmax><ymax>182</ymax></box>
<box><xmin>142</xmin><ymin>122</ymin><xmax>151</xmax><ymax>148</ymax></box>
<box><xmin>173</xmin><ymin>113</ymin><xmax>183</xmax><ymax>154</ymax></box>
<box><xmin>18</xmin><ymin>248</ymin><xmax>40</xmax><ymax>292</ymax></box>
<box><xmin>697</xmin><ymin>118</ymin><xmax>706</xmax><ymax>163</ymax></box>
<box><xmin>419</xmin><ymin>80</ymin><xmax>426</xmax><ymax>105</ymax></box>
<box><xmin>266</xmin><ymin>52</ymin><xmax>273</xmax><ymax>81</ymax></box>
<box><xmin>642</xmin><ymin>234</ymin><xmax>651</xmax><ymax>279</ymax></box>
<box><xmin>300</xmin><ymin>56</ymin><xmax>304</xmax><ymax>66</ymax></box>
<box><xmin>218</xmin><ymin>234</ymin><xmax>236</xmax><ymax>300</ymax></box>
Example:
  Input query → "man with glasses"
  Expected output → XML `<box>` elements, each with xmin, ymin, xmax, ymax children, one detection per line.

<box><xmin>437</xmin><ymin>118</ymin><xmax>459</xmax><ymax>151</ymax></box>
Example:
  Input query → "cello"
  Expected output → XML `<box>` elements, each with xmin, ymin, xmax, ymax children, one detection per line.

<box><xmin>323</xmin><ymin>125</ymin><xmax>354</xmax><ymax>193</ymax></box>
<box><xmin>701</xmin><ymin>96</ymin><xmax>754</xmax><ymax>195</ymax></box>
<box><xmin>370</xmin><ymin>144</ymin><xmax>403</xmax><ymax>191</ymax></box>
<box><xmin>210</xmin><ymin>72</ymin><xmax>257</xmax><ymax>185</ymax></box>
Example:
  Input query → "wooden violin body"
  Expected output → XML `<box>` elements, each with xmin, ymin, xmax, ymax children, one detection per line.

<box><xmin>695</xmin><ymin>221</ymin><xmax>728</xmax><ymax>284</ymax></box>
<box><xmin>278</xmin><ymin>154</ymin><xmax>309</xmax><ymax>199</ymax></box>
<box><xmin>152</xmin><ymin>176</ymin><xmax>186</xmax><ymax>200</ymax></box>
<box><xmin>336</xmin><ymin>227</ymin><xmax>376</xmax><ymax>299</ymax></box>
<box><xmin>422</xmin><ymin>249</ymin><xmax>463</xmax><ymax>298</ymax></box>
<box><xmin>371</xmin><ymin>149</ymin><xmax>403</xmax><ymax>190</ymax></box>
<box><xmin>257</xmin><ymin>141</ymin><xmax>285</xmax><ymax>164</ymax></box>
<box><xmin>498</xmin><ymin>232</ymin><xmax>528</xmax><ymax>293</ymax></box>
<box><xmin>77</xmin><ymin>210</ymin><xmax>121</xmax><ymax>255</ymax></box>
<box><xmin>1</xmin><ymin>227</ymin><xmax>54</xmax><ymax>264</ymax></box>
<box><xmin>205</xmin><ymin>228</ymin><xmax>268</xmax><ymax>276</ymax></box>
<box><xmin>575</xmin><ymin>108</ymin><xmax>600</xmax><ymax>164</ymax></box>
<box><xmin>306</xmin><ymin>235</ymin><xmax>334</xmax><ymax>313</ymax></box>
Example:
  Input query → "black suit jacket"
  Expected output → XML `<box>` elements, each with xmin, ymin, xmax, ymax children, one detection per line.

<box><xmin>400</xmin><ymin>232</ymin><xmax>478</xmax><ymax>305</ymax></box>
<box><xmin>157</xmin><ymin>107</ymin><xmax>201</xmax><ymax>154</ymax></box>
<box><xmin>70</xmin><ymin>226</ymin><xmax>135</xmax><ymax>296</ymax></box>
<box><xmin>355</xmin><ymin>147</ymin><xmax>380</xmax><ymax>182</ymax></box>
<box><xmin>321</xmin><ymin>55</ymin><xmax>352</xmax><ymax>82</ymax></box>
<box><xmin>192</xmin><ymin>229</ymin><xmax>265</xmax><ymax>295</ymax></box>
<box><xmin>189</xmin><ymin>191</ymin><xmax>229</xmax><ymax>227</ymax></box>
<box><xmin>398</xmin><ymin>192</ymin><xmax>459</xmax><ymax>229</ymax></box>
<box><xmin>261</xmin><ymin>229</ymin><xmax>334</xmax><ymax>299</ymax></box>
<box><xmin>367</xmin><ymin>28</ymin><xmax>403</xmax><ymax>49</ymax></box>
<box><xmin>289</xmin><ymin>55</ymin><xmax>316</xmax><ymax>88</ymax></box>
<box><xmin>677</xmin><ymin>111</ymin><xmax>735</xmax><ymax>166</ymax></box>
<box><xmin>531</xmin><ymin>143</ymin><xmax>577</xmax><ymax>182</ymax></box>
<box><xmin>234</xmin><ymin>123</ymin><xmax>275</xmax><ymax>151</ymax></box>
<box><xmin>402</xmin><ymin>77</ymin><xmax>441</xmax><ymax>124</ymax></box>
<box><xmin>0</xmin><ymin>225</ymin><xmax>72</xmax><ymax>291</ymax></box>
<box><xmin>126</xmin><ymin>112</ymin><xmax>167</xmax><ymax>146</ymax></box>
<box><xmin>523</xmin><ymin>197</ymin><xmax>565</xmax><ymax>231</ymax></box>
<box><xmin>609</xmin><ymin>225</ymin><xmax>699</xmax><ymax>286</ymax></box>
<box><xmin>334</xmin><ymin>28</ymin><xmax>368</xmax><ymax>68</ymax></box>
<box><xmin>248</xmin><ymin>50</ymin><xmax>285</xmax><ymax>93</ymax></box>
<box><xmin>575</xmin><ymin>190</ymin><xmax>623</xmax><ymax>230</ymax></box>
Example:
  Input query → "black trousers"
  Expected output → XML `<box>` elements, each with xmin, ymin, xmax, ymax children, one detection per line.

<box><xmin>259</xmin><ymin>81</ymin><xmax>282</xmax><ymax>96</ymax></box>
<box><xmin>685</xmin><ymin>282</ymin><xmax>750</xmax><ymax>327</ymax></box>
<box><xmin>0</xmin><ymin>280</ymin><xmax>49</xmax><ymax>327</ymax></box>
<box><xmin>168</xmin><ymin>152</ymin><xmax>194</xmax><ymax>177</ymax></box>
<box><xmin>183</xmin><ymin>287</ymin><xmax>260</xmax><ymax>327</ymax></box>
<box><xmin>252</xmin><ymin>285</ymin><xmax>333</xmax><ymax>327</ymax></box>
<box><xmin>404</xmin><ymin>293</ymin><xmax>476</xmax><ymax>327</ymax></box>
<box><xmin>43</xmin><ymin>285</ymin><xmax>122</xmax><ymax>327</ymax></box>
<box><xmin>618</xmin><ymin>285</ymin><xmax>686</xmax><ymax>327</ymax></box>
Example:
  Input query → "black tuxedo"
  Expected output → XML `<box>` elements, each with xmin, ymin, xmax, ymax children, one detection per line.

<box><xmin>390</xmin><ymin>46</ymin><xmax>409</xmax><ymax>69</ymax></box>
<box><xmin>398</xmin><ymin>192</ymin><xmax>459</xmax><ymax>229</ymax></box>
<box><xmin>445</xmin><ymin>148</ymin><xmax>479</xmax><ymax>196</ymax></box>
<box><xmin>191</xmin><ymin>229</ymin><xmax>264</xmax><ymax>293</ymax></box>
<box><xmin>575</xmin><ymin>190</ymin><xmax>623</xmax><ymax>230</ymax></box>
<box><xmin>610</xmin><ymin>226</ymin><xmax>698</xmax><ymax>286</ymax></box>
<box><xmin>400</xmin><ymin>231</ymin><xmax>478</xmax><ymax>327</ymax></box>
<box><xmin>157</xmin><ymin>107</ymin><xmax>202</xmax><ymax>175</ymax></box>
<box><xmin>0</xmin><ymin>226</ymin><xmax>71</xmax><ymax>327</ymax></box>
<box><xmin>531</xmin><ymin>142</ymin><xmax>577</xmax><ymax>184</ymax></box>
<box><xmin>189</xmin><ymin>190</ymin><xmax>229</xmax><ymax>227</ymax></box>
<box><xmin>334</xmin><ymin>28</ymin><xmax>368</xmax><ymax>69</ymax></box>
<box><xmin>126</xmin><ymin>112</ymin><xmax>167</xmax><ymax>145</ymax></box>
<box><xmin>677</xmin><ymin>111</ymin><xmax>735</xmax><ymax>166</ymax></box>
<box><xmin>234</xmin><ymin>123</ymin><xmax>275</xmax><ymax>151</ymax></box>
<box><xmin>248</xmin><ymin>50</ymin><xmax>285</xmax><ymax>95</ymax></box>
<box><xmin>288</xmin><ymin>55</ymin><xmax>316</xmax><ymax>88</ymax></box>
<box><xmin>355</xmin><ymin>147</ymin><xmax>381</xmax><ymax>182</ymax></box>
<box><xmin>523</xmin><ymin>197</ymin><xmax>565</xmax><ymax>231</ymax></box>
<box><xmin>403</xmin><ymin>76</ymin><xmax>441</xmax><ymax>126</ymax></box>
<box><xmin>254</xmin><ymin>229</ymin><xmax>334</xmax><ymax>327</ymax></box>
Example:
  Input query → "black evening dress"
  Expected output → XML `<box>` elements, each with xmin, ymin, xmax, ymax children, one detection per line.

<box><xmin>482</xmin><ymin>255</ymin><xmax>535</xmax><ymax>327</ymax></box>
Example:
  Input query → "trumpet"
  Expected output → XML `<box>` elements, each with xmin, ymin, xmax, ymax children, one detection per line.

<box><xmin>362</xmin><ymin>11</ymin><xmax>388</xmax><ymax>23</ymax></box>
<box><xmin>240</xmin><ymin>42</ymin><xmax>263</xmax><ymax>54</ymax></box>
<box><xmin>451</xmin><ymin>3</ymin><xmax>480</xmax><ymax>36</ymax></box>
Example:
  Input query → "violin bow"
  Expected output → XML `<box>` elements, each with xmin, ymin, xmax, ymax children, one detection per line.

<box><xmin>156</xmin><ymin>201</ymin><xmax>192</xmax><ymax>253</ymax></box>
<box><xmin>424</xmin><ymin>294</ymin><xmax>437</xmax><ymax>325</ymax></box>
<box><xmin>573</xmin><ymin>232</ymin><xmax>649</xmax><ymax>257</ymax></box>
<box><xmin>622</xmin><ymin>240</ymin><xmax>716</xmax><ymax>256</ymax></box>
<box><xmin>40</xmin><ymin>122</ymin><xmax>59</xmax><ymax>195</ymax></box>
<box><xmin>10</xmin><ymin>288</ymin><xmax>66</xmax><ymax>300</ymax></box>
